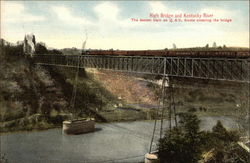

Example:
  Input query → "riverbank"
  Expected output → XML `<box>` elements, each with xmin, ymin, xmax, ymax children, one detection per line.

<box><xmin>1</xmin><ymin>111</ymin><xmax>248</xmax><ymax>137</ymax></box>
<box><xmin>0</xmin><ymin>107</ymin><xmax>158</xmax><ymax>133</ymax></box>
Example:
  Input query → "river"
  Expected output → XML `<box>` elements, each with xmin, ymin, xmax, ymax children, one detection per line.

<box><xmin>0</xmin><ymin>116</ymin><xmax>241</xmax><ymax>163</ymax></box>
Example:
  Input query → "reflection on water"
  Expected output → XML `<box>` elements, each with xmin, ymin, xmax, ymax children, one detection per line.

<box><xmin>0</xmin><ymin>116</ymin><xmax>243</xmax><ymax>163</ymax></box>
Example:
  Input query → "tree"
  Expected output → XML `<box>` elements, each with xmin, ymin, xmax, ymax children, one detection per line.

<box><xmin>212</xmin><ymin>121</ymin><xmax>227</xmax><ymax>135</ymax></box>
<box><xmin>205</xmin><ymin>44</ymin><xmax>209</xmax><ymax>48</ymax></box>
<box><xmin>35</xmin><ymin>42</ymin><xmax>48</xmax><ymax>54</ymax></box>
<box><xmin>212</xmin><ymin>120</ymin><xmax>239</xmax><ymax>143</ymax></box>
<box><xmin>205</xmin><ymin>121</ymin><xmax>241</xmax><ymax>162</ymax></box>
<box><xmin>158</xmin><ymin>117</ymin><xmax>243</xmax><ymax>163</ymax></box>
<box><xmin>158</xmin><ymin>112</ymin><xmax>203</xmax><ymax>163</ymax></box>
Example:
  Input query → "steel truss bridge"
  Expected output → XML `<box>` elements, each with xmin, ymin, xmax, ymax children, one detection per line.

<box><xmin>34</xmin><ymin>54</ymin><xmax>250</xmax><ymax>83</ymax></box>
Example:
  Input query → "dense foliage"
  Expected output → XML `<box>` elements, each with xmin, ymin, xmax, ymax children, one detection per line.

<box><xmin>157</xmin><ymin>112</ymin><xmax>244</xmax><ymax>163</ymax></box>
<box><xmin>0</xmin><ymin>39</ymin><xmax>62</xmax><ymax>56</ymax></box>
<box><xmin>35</xmin><ymin>42</ymin><xmax>62</xmax><ymax>55</ymax></box>
<box><xmin>158</xmin><ymin>112</ymin><xmax>204</xmax><ymax>163</ymax></box>
<box><xmin>0</xmin><ymin>44</ymin><xmax>24</xmax><ymax>56</ymax></box>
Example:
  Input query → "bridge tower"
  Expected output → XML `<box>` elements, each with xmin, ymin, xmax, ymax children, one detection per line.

<box><xmin>23</xmin><ymin>34</ymin><xmax>36</xmax><ymax>57</ymax></box>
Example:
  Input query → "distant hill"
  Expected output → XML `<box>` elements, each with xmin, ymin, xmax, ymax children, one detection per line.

<box><xmin>168</xmin><ymin>47</ymin><xmax>249</xmax><ymax>51</ymax></box>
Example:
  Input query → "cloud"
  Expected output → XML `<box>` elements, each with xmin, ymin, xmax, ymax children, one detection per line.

<box><xmin>149</xmin><ymin>1</ymin><xmax>183</xmax><ymax>14</ymax></box>
<box><xmin>1</xmin><ymin>1</ymin><xmax>45</xmax><ymax>23</ymax></box>
<box><xmin>149</xmin><ymin>1</ymin><xmax>168</xmax><ymax>13</ymax></box>
<box><xmin>51</xmin><ymin>6</ymin><xmax>92</xmax><ymax>25</ymax></box>
<box><xmin>93</xmin><ymin>2</ymin><xmax>143</xmax><ymax>31</ymax></box>
<box><xmin>94</xmin><ymin>2</ymin><xmax>119</xmax><ymax>21</ymax></box>
<box><xmin>51</xmin><ymin>2</ymin><xmax>142</xmax><ymax>34</ymax></box>
<box><xmin>200</xmin><ymin>7</ymin><xmax>233</xmax><ymax>19</ymax></box>
<box><xmin>1</xmin><ymin>1</ymin><xmax>248</xmax><ymax>49</ymax></box>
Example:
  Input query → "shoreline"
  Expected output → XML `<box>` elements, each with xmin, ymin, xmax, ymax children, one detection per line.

<box><xmin>1</xmin><ymin>113</ymin><xmax>246</xmax><ymax>135</ymax></box>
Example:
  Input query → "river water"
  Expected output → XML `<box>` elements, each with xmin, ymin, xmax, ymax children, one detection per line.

<box><xmin>0</xmin><ymin>116</ymin><xmax>241</xmax><ymax>163</ymax></box>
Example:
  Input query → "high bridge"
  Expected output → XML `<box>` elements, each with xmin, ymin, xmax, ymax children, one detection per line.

<box><xmin>32</xmin><ymin>53</ymin><xmax>250</xmax><ymax>156</ymax></box>
<box><xmin>22</xmin><ymin>34</ymin><xmax>250</xmax><ymax>161</ymax></box>
<box><xmin>33</xmin><ymin>54</ymin><xmax>250</xmax><ymax>83</ymax></box>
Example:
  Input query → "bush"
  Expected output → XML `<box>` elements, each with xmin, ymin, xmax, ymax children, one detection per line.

<box><xmin>48</xmin><ymin>49</ymin><xmax>62</xmax><ymax>55</ymax></box>
<box><xmin>212</xmin><ymin>120</ymin><xmax>239</xmax><ymax>144</ymax></box>
<box><xmin>48</xmin><ymin>115</ymin><xmax>64</xmax><ymax>124</ymax></box>
<box><xmin>0</xmin><ymin>44</ymin><xmax>24</xmax><ymax>56</ymax></box>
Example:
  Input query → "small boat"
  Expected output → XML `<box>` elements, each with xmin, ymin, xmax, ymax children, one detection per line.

<box><xmin>62</xmin><ymin>118</ymin><xmax>95</xmax><ymax>135</ymax></box>
<box><xmin>63</xmin><ymin>39</ymin><xmax>96</xmax><ymax>135</ymax></box>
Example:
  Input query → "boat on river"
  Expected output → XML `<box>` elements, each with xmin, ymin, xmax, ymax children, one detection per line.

<box><xmin>62</xmin><ymin>118</ymin><xmax>95</xmax><ymax>135</ymax></box>
<box><xmin>62</xmin><ymin>38</ymin><xmax>96</xmax><ymax>135</ymax></box>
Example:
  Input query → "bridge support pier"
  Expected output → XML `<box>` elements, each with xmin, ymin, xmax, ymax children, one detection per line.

<box><xmin>159</xmin><ymin>75</ymin><xmax>178</xmax><ymax>138</ymax></box>
<box><xmin>159</xmin><ymin>76</ymin><xmax>168</xmax><ymax>139</ymax></box>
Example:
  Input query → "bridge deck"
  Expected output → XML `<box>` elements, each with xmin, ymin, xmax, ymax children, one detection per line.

<box><xmin>33</xmin><ymin>55</ymin><xmax>250</xmax><ymax>83</ymax></box>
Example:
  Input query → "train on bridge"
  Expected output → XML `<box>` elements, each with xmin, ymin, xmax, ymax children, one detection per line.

<box><xmin>83</xmin><ymin>49</ymin><xmax>250</xmax><ymax>58</ymax></box>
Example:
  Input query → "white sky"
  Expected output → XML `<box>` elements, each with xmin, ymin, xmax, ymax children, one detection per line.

<box><xmin>1</xmin><ymin>1</ymin><xmax>249</xmax><ymax>50</ymax></box>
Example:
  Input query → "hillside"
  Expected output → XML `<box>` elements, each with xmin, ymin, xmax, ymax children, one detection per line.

<box><xmin>0</xmin><ymin>43</ymin><xmax>158</xmax><ymax>132</ymax></box>
<box><xmin>0</xmin><ymin>44</ymin><xmax>70</xmax><ymax>132</ymax></box>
